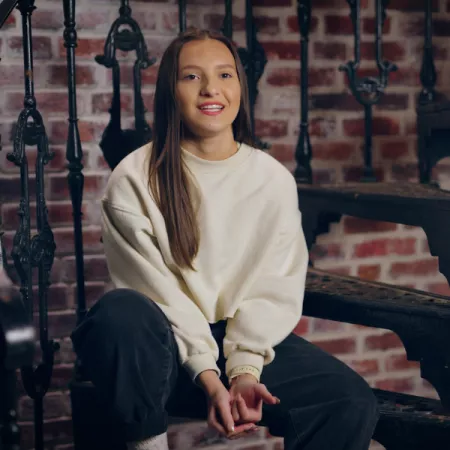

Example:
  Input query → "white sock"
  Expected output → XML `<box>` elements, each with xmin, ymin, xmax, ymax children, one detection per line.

<box><xmin>126</xmin><ymin>432</ymin><xmax>169</xmax><ymax>450</ymax></box>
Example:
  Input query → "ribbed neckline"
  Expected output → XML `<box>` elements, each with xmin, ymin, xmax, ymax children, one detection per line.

<box><xmin>181</xmin><ymin>142</ymin><xmax>253</xmax><ymax>174</ymax></box>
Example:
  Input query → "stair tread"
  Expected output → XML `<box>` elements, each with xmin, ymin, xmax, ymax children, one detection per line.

<box><xmin>306</xmin><ymin>268</ymin><xmax>450</xmax><ymax>318</ymax></box>
<box><xmin>297</xmin><ymin>182</ymin><xmax>450</xmax><ymax>206</ymax></box>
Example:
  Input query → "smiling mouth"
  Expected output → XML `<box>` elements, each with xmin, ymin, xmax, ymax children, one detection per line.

<box><xmin>198</xmin><ymin>105</ymin><xmax>225</xmax><ymax>116</ymax></box>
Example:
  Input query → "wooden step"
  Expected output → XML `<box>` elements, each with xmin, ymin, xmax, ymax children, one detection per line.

<box><xmin>373</xmin><ymin>389</ymin><xmax>450</xmax><ymax>450</ymax></box>
<box><xmin>304</xmin><ymin>268</ymin><xmax>450</xmax><ymax>409</ymax></box>
<box><xmin>297</xmin><ymin>182</ymin><xmax>450</xmax><ymax>283</ymax></box>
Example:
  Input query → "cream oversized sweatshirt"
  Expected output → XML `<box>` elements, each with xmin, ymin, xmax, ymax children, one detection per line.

<box><xmin>100</xmin><ymin>142</ymin><xmax>308</xmax><ymax>382</ymax></box>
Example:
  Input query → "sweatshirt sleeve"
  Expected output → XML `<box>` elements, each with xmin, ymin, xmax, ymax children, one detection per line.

<box><xmin>223</xmin><ymin>175</ymin><xmax>308</xmax><ymax>378</ymax></box>
<box><xmin>101</xmin><ymin>200</ymin><xmax>221</xmax><ymax>382</ymax></box>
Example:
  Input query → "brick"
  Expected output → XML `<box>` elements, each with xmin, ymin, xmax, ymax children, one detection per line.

<box><xmin>357</xmin><ymin>264</ymin><xmax>381</xmax><ymax>281</ymax></box>
<box><xmin>0</xmin><ymin>65</ymin><xmax>39</xmax><ymax>87</ymax></box>
<box><xmin>92</xmin><ymin>92</ymin><xmax>134</xmax><ymax>114</ymax></box>
<box><xmin>390</xmin><ymin>259</ymin><xmax>439</xmax><ymax>278</ymax></box>
<box><xmin>343</xmin><ymin>116</ymin><xmax>400</xmax><ymax>136</ymax></box>
<box><xmin>48</xmin><ymin>64</ymin><xmax>96</xmax><ymax>86</ymax></box>
<box><xmin>353</xmin><ymin>237</ymin><xmax>416</xmax><ymax>258</ymax></box>
<box><xmin>344</xmin><ymin>217</ymin><xmax>397</xmax><ymax>234</ymax></box>
<box><xmin>261</xmin><ymin>41</ymin><xmax>301</xmax><ymax>60</ymax></box>
<box><xmin>346</xmin><ymin>359</ymin><xmax>379</xmax><ymax>376</ymax></box>
<box><xmin>0</xmin><ymin>176</ymin><xmax>36</xmax><ymax>203</ymax></box>
<box><xmin>343</xmin><ymin>167</ymin><xmax>385</xmax><ymax>182</ymax></box>
<box><xmin>286</xmin><ymin>15</ymin><xmax>319</xmax><ymax>34</ymax></box>
<box><xmin>427</xmin><ymin>282</ymin><xmax>450</xmax><ymax>296</ymax></box>
<box><xmin>204</xmin><ymin>14</ymin><xmax>280</xmax><ymax>35</ymax></box>
<box><xmin>353</xmin><ymin>67</ymin><xmax>420</xmax><ymax>87</ymax></box>
<box><xmin>359</xmin><ymin>41</ymin><xmax>406</xmax><ymax>62</ymax></box>
<box><xmin>31</xmin><ymin>284</ymin><xmax>72</xmax><ymax>311</ymax></box>
<box><xmin>325</xmin><ymin>266</ymin><xmax>352</xmax><ymax>276</ymax></box>
<box><xmin>312</xmin><ymin>318</ymin><xmax>346</xmax><ymax>333</ymax></box>
<box><xmin>19</xmin><ymin>392</ymin><xmax>70</xmax><ymax>421</ymax></box>
<box><xmin>324</xmin><ymin>15</ymin><xmax>353</xmax><ymax>35</ymax></box>
<box><xmin>50</xmin><ymin>120</ymin><xmax>107</xmax><ymax>145</ymax></box>
<box><xmin>391</xmin><ymin>163</ymin><xmax>419</xmax><ymax>182</ymax></box>
<box><xmin>254</xmin><ymin>0</ymin><xmax>291</xmax><ymax>5</ymax></box>
<box><xmin>310</xmin><ymin>93</ymin><xmax>359</xmax><ymax>111</ymax></box>
<box><xmin>380</xmin><ymin>140</ymin><xmax>411</xmax><ymax>160</ymax></box>
<box><xmin>33</xmin><ymin>311</ymin><xmax>76</xmax><ymax>339</ymax></box>
<box><xmin>54</xmin><ymin>339</ymin><xmax>76</xmax><ymax>365</ymax></box>
<box><xmin>59</xmin><ymin>38</ymin><xmax>105</xmax><ymax>59</ymax></box>
<box><xmin>412</xmin><ymin>42</ymin><xmax>448</xmax><ymax>61</ymax></box>
<box><xmin>312</xmin><ymin>168</ymin><xmax>336</xmax><ymax>184</ymax></box>
<box><xmin>389</xmin><ymin>0</ymin><xmax>438</xmax><ymax>11</ymax></box>
<box><xmin>20</xmin><ymin>418</ymin><xmax>73</xmax><ymax>450</ymax></box>
<box><xmin>76</xmin><ymin>10</ymin><xmax>115</xmax><ymax>30</ymax></box>
<box><xmin>365</xmin><ymin>332</ymin><xmax>403</xmax><ymax>351</ymax></box>
<box><xmin>64</xmin><ymin>256</ymin><xmax>109</xmax><ymax>283</ymax></box>
<box><xmin>255</xmin><ymin>119</ymin><xmax>288</xmax><ymax>138</ymax></box>
<box><xmin>293</xmin><ymin>317</ymin><xmax>309</xmax><ymax>336</ymax></box>
<box><xmin>376</xmin><ymin>93</ymin><xmax>409</xmax><ymax>110</ymax></box>
<box><xmin>309</xmin><ymin>117</ymin><xmax>337</xmax><ymax>138</ymax></box>
<box><xmin>385</xmin><ymin>353</ymin><xmax>420</xmax><ymax>371</ymax></box>
<box><xmin>53</xmin><ymin>227</ymin><xmax>103</xmax><ymax>256</ymax></box>
<box><xmin>47</xmin><ymin>174</ymin><xmax>107</xmax><ymax>201</ymax></box>
<box><xmin>363</xmin><ymin>17</ymin><xmax>392</xmax><ymax>35</ymax></box>
<box><xmin>311</xmin><ymin>337</ymin><xmax>356</xmax><ymax>355</ymax></box>
<box><xmin>314</xmin><ymin>0</ymin><xmax>368</xmax><ymax>7</ymax></box>
<box><xmin>310</xmin><ymin>242</ymin><xmax>343</xmax><ymax>260</ymax></box>
<box><xmin>313</xmin><ymin>42</ymin><xmax>346</xmax><ymax>60</ymax></box>
<box><xmin>375</xmin><ymin>377</ymin><xmax>415</xmax><ymax>394</ymax></box>
<box><xmin>1</xmin><ymin>147</ymin><xmax>68</xmax><ymax>174</ymax></box>
<box><xmin>2</xmin><ymin>11</ymin><xmax>16</xmax><ymax>29</ymax></box>
<box><xmin>268</xmin><ymin>144</ymin><xmax>294</xmax><ymax>162</ymax></box>
<box><xmin>83</xmin><ymin>282</ymin><xmax>108</xmax><ymax>309</ymax></box>
<box><xmin>31</xmin><ymin>10</ymin><xmax>63</xmax><ymax>30</ymax></box>
<box><xmin>7</xmin><ymin>36</ymin><xmax>52</xmax><ymax>59</ymax></box>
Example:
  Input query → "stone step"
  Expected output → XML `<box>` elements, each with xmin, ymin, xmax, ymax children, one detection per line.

<box><xmin>304</xmin><ymin>268</ymin><xmax>450</xmax><ymax>408</ymax></box>
<box><xmin>297</xmin><ymin>182</ymin><xmax>450</xmax><ymax>283</ymax></box>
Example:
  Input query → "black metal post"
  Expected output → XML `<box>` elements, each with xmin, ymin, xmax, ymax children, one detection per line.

<box><xmin>6</xmin><ymin>2</ymin><xmax>59</xmax><ymax>449</ymax></box>
<box><xmin>294</xmin><ymin>0</ymin><xmax>312</xmax><ymax>184</ymax></box>
<box><xmin>62</xmin><ymin>0</ymin><xmax>86</xmax><ymax>326</ymax></box>
<box><xmin>419</xmin><ymin>0</ymin><xmax>436</xmax><ymax>105</ymax></box>
<box><xmin>95</xmin><ymin>0</ymin><xmax>155</xmax><ymax>170</ymax></box>
<box><xmin>221</xmin><ymin>0</ymin><xmax>233</xmax><ymax>41</ymax></box>
<box><xmin>179</xmin><ymin>0</ymin><xmax>186</xmax><ymax>33</ymax></box>
<box><xmin>340</xmin><ymin>0</ymin><xmax>396</xmax><ymax>182</ymax></box>
<box><xmin>237</xmin><ymin>0</ymin><xmax>268</xmax><ymax>148</ymax></box>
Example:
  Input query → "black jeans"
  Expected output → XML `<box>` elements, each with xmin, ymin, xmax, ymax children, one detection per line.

<box><xmin>71</xmin><ymin>288</ymin><xmax>379</xmax><ymax>450</ymax></box>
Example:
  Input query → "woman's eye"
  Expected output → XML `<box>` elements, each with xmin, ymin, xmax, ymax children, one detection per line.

<box><xmin>221</xmin><ymin>73</ymin><xmax>232</xmax><ymax>78</ymax></box>
<box><xmin>184</xmin><ymin>74</ymin><xmax>198</xmax><ymax>80</ymax></box>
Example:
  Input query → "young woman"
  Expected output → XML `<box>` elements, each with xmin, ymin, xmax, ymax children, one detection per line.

<box><xmin>71</xmin><ymin>28</ymin><xmax>379</xmax><ymax>450</ymax></box>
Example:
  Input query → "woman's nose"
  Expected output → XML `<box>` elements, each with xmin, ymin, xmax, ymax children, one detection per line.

<box><xmin>200</xmin><ymin>80</ymin><xmax>219</xmax><ymax>96</ymax></box>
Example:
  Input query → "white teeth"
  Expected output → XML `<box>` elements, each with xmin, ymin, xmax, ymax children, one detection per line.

<box><xmin>200</xmin><ymin>105</ymin><xmax>224</xmax><ymax>110</ymax></box>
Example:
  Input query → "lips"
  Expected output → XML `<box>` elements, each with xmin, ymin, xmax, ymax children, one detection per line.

<box><xmin>198</xmin><ymin>103</ymin><xmax>225</xmax><ymax>116</ymax></box>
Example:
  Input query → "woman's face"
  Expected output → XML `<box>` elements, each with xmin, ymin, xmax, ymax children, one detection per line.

<box><xmin>175</xmin><ymin>38</ymin><xmax>241</xmax><ymax>139</ymax></box>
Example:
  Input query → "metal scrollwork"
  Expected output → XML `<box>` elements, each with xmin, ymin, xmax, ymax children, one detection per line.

<box><xmin>3</xmin><ymin>1</ymin><xmax>58</xmax><ymax>449</ymax></box>
<box><xmin>340</xmin><ymin>0</ymin><xmax>397</xmax><ymax>182</ymax></box>
<box><xmin>96</xmin><ymin>0</ymin><xmax>156</xmax><ymax>170</ymax></box>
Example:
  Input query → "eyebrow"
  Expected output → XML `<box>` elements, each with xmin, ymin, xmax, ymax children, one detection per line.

<box><xmin>179</xmin><ymin>64</ymin><xmax>236</xmax><ymax>71</ymax></box>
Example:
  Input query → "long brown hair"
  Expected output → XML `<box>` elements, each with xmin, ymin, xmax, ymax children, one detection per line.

<box><xmin>149</xmin><ymin>28</ymin><xmax>255</xmax><ymax>270</ymax></box>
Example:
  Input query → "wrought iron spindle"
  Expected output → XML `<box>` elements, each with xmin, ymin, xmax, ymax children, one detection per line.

<box><xmin>237</xmin><ymin>0</ymin><xmax>268</xmax><ymax>148</ymax></box>
<box><xmin>96</xmin><ymin>0</ymin><xmax>156</xmax><ymax>170</ymax></box>
<box><xmin>294</xmin><ymin>0</ymin><xmax>312</xmax><ymax>184</ymax></box>
<box><xmin>221</xmin><ymin>0</ymin><xmax>233</xmax><ymax>41</ymax></box>
<box><xmin>62</xmin><ymin>0</ymin><xmax>86</xmax><ymax>326</ymax></box>
<box><xmin>5</xmin><ymin>2</ymin><xmax>59</xmax><ymax>449</ymax></box>
<box><xmin>179</xmin><ymin>0</ymin><xmax>186</xmax><ymax>33</ymax></box>
<box><xmin>340</xmin><ymin>0</ymin><xmax>396</xmax><ymax>182</ymax></box>
<box><xmin>419</xmin><ymin>0</ymin><xmax>436</xmax><ymax>105</ymax></box>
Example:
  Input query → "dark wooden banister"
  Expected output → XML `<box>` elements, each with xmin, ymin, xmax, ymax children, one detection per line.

<box><xmin>0</xmin><ymin>0</ymin><xmax>18</xmax><ymax>30</ymax></box>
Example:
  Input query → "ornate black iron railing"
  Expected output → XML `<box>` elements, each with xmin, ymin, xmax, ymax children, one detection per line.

<box><xmin>294</xmin><ymin>0</ymin><xmax>312</xmax><ymax>184</ymax></box>
<box><xmin>419</xmin><ymin>0</ymin><xmax>436</xmax><ymax>105</ymax></box>
<box><xmin>95</xmin><ymin>0</ymin><xmax>156</xmax><ymax>171</ymax></box>
<box><xmin>2</xmin><ymin>2</ymin><xmax>58</xmax><ymax>450</ymax></box>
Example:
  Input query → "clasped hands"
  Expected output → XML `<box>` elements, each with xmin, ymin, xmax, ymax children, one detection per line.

<box><xmin>205</xmin><ymin>373</ymin><xmax>280</xmax><ymax>440</ymax></box>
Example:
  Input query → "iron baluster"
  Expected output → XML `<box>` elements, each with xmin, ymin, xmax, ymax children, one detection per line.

<box><xmin>340</xmin><ymin>0</ymin><xmax>396</xmax><ymax>182</ymax></box>
<box><xmin>62</xmin><ymin>0</ymin><xmax>86</xmax><ymax>326</ymax></box>
<box><xmin>419</xmin><ymin>0</ymin><xmax>436</xmax><ymax>105</ymax></box>
<box><xmin>294</xmin><ymin>0</ymin><xmax>312</xmax><ymax>184</ymax></box>
<box><xmin>221</xmin><ymin>0</ymin><xmax>233</xmax><ymax>41</ymax></box>
<box><xmin>237</xmin><ymin>0</ymin><xmax>268</xmax><ymax>148</ymax></box>
<box><xmin>179</xmin><ymin>0</ymin><xmax>186</xmax><ymax>33</ymax></box>
<box><xmin>5</xmin><ymin>2</ymin><xmax>59</xmax><ymax>450</ymax></box>
<box><xmin>96</xmin><ymin>0</ymin><xmax>156</xmax><ymax>170</ymax></box>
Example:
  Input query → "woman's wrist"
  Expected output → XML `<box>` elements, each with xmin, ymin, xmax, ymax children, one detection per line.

<box><xmin>196</xmin><ymin>369</ymin><xmax>223</xmax><ymax>395</ymax></box>
<box><xmin>230</xmin><ymin>373</ymin><xmax>258</xmax><ymax>386</ymax></box>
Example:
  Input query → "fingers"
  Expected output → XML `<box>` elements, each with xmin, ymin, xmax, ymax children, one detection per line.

<box><xmin>228</xmin><ymin>424</ymin><xmax>259</xmax><ymax>440</ymax></box>
<box><xmin>208</xmin><ymin>406</ymin><xmax>228</xmax><ymax>437</ymax></box>
<box><xmin>231</xmin><ymin>397</ymin><xmax>240</xmax><ymax>422</ymax></box>
<box><xmin>255</xmin><ymin>384</ymin><xmax>281</xmax><ymax>405</ymax></box>
<box><xmin>236</xmin><ymin>393</ymin><xmax>261</xmax><ymax>422</ymax></box>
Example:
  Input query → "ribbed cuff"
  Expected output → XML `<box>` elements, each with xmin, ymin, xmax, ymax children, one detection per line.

<box><xmin>225</xmin><ymin>351</ymin><xmax>264</xmax><ymax>378</ymax></box>
<box><xmin>183</xmin><ymin>353</ymin><xmax>221</xmax><ymax>383</ymax></box>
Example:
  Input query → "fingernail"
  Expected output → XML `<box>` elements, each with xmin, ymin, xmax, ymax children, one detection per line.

<box><xmin>230</xmin><ymin>425</ymin><xmax>235</xmax><ymax>432</ymax></box>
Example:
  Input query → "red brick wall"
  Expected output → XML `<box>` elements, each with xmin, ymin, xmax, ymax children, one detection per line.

<box><xmin>1</xmin><ymin>0</ymin><xmax>449</xmax><ymax>448</ymax></box>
